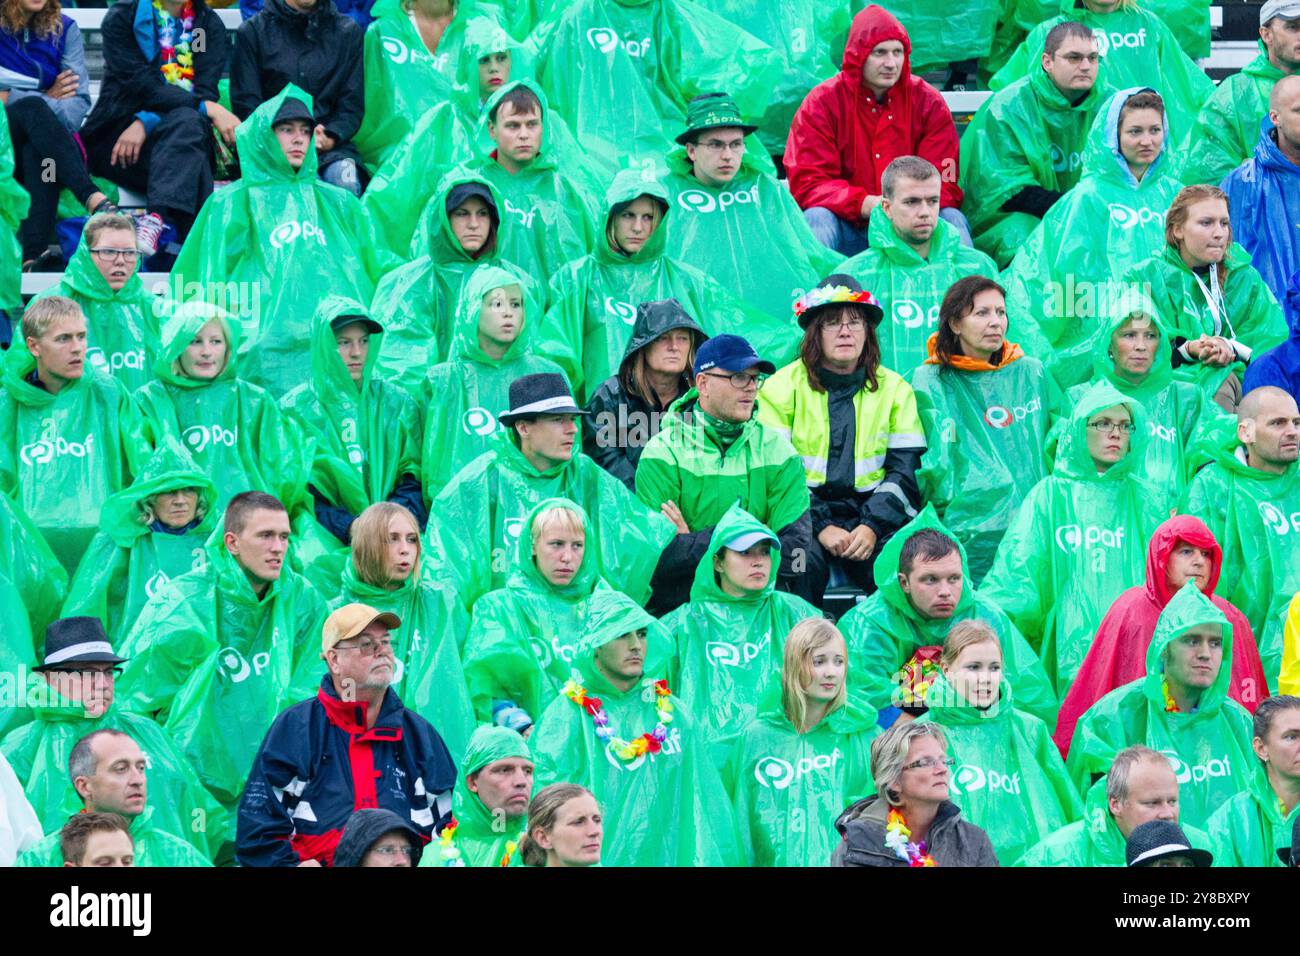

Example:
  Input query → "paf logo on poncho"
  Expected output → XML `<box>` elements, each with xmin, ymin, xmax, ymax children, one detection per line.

<box><xmin>676</xmin><ymin>184</ymin><xmax>760</xmax><ymax>214</ymax></box>
<box><xmin>1092</xmin><ymin>28</ymin><xmax>1147</xmax><ymax>57</ymax></box>
<box><xmin>585</xmin><ymin>26</ymin><xmax>651</xmax><ymax>57</ymax></box>
<box><xmin>20</xmin><ymin>432</ymin><xmax>95</xmax><ymax>466</ymax></box>
<box><xmin>1049</xmin><ymin>143</ymin><xmax>1084</xmax><ymax>175</ymax></box>
<box><xmin>951</xmin><ymin>763</ymin><xmax>1021</xmax><ymax>796</ymax></box>
<box><xmin>1161</xmin><ymin>749</ymin><xmax>1233</xmax><ymax>786</ymax></box>
<box><xmin>891</xmin><ymin>299</ymin><xmax>940</xmax><ymax>330</ymax></box>
<box><xmin>753</xmin><ymin>748</ymin><xmax>843</xmax><ymax>789</ymax></box>
<box><xmin>705</xmin><ymin>635</ymin><xmax>769</xmax><ymax>667</ymax></box>
<box><xmin>1054</xmin><ymin>524</ymin><xmax>1125</xmax><ymax>551</ymax></box>
<box><xmin>270</xmin><ymin>220</ymin><xmax>328</xmax><ymax>250</ymax></box>
<box><xmin>1258</xmin><ymin>501</ymin><xmax>1300</xmax><ymax>536</ymax></box>
<box><xmin>217</xmin><ymin>646</ymin><xmax>272</xmax><ymax>684</ymax></box>
<box><xmin>182</xmin><ymin>424</ymin><xmax>237</xmax><ymax>454</ymax></box>
<box><xmin>87</xmin><ymin>347</ymin><xmax>146</xmax><ymax>375</ymax></box>
<box><xmin>528</xmin><ymin>635</ymin><xmax>576</xmax><ymax>669</ymax></box>
<box><xmin>604</xmin><ymin>298</ymin><xmax>637</xmax><ymax>326</ymax></box>
<box><xmin>983</xmin><ymin>398</ymin><xmax>1041</xmax><ymax>429</ymax></box>
<box><xmin>380</xmin><ymin>36</ymin><xmax>446</xmax><ymax>70</ymax></box>
<box><xmin>1108</xmin><ymin>203</ymin><xmax>1164</xmax><ymax>231</ymax></box>
<box><xmin>462</xmin><ymin>407</ymin><xmax>499</xmax><ymax>436</ymax></box>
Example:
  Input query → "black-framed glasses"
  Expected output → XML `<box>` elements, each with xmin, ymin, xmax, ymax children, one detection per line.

<box><xmin>48</xmin><ymin>666</ymin><xmax>124</xmax><ymax>678</ymax></box>
<box><xmin>703</xmin><ymin>371</ymin><xmax>767</xmax><ymax>389</ymax></box>
<box><xmin>89</xmin><ymin>247</ymin><xmax>139</xmax><ymax>263</ymax></box>
<box><xmin>901</xmin><ymin>756</ymin><xmax>955</xmax><ymax>772</ymax></box>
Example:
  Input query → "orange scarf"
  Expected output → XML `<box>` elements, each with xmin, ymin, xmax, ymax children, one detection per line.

<box><xmin>923</xmin><ymin>332</ymin><xmax>1024</xmax><ymax>371</ymax></box>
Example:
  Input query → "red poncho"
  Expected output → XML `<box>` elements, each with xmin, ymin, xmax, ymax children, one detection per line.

<box><xmin>1054</xmin><ymin>514</ymin><xmax>1270</xmax><ymax>758</ymax></box>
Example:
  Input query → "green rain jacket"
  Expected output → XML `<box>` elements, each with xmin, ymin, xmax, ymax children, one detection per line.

<box><xmin>419</xmin><ymin>724</ymin><xmax>531</xmax><ymax>868</ymax></box>
<box><xmin>837</xmin><ymin>505</ymin><xmax>1058</xmax><ymax>727</ymax></box>
<box><xmin>1015</xmin><ymin>774</ymin><xmax>1213</xmax><ymax>866</ymax></box>
<box><xmin>1184</xmin><ymin>47</ymin><xmax>1285</xmax><ymax>187</ymax></box>
<box><xmin>660</xmin><ymin>504</ymin><xmax>820</xmax><ymax>754</ymax></box>
<box><xmin>62</xmin><ymin>438</ymin><xmax>219</xmax><ymax>648</ymax></box>
<box><xmin>115</xmin><ymin>531</ymin><xmax>328</xmax><ymax>816</ymax></box>
<box><xmin>530</xmin><ymin>0</ymin><xmax>782</xmax><ymax>179</ymax></box>
<box><xmin>461</xmin><ymin>497</ymin><xmax>606</xmax><ymax>725</ymax></box>
<box><xmin>1206</xmin><ymin>767</ymin><xmax>1300</xmax><ymax>868</ymax></box>
<box><xmin>169</xmin><ymin>85</ymin><xmax>393</xmax><ymax>397</ymax></box>
<box><xmin>0</xmin><ymin>342</ymin><xmax>149</xmax><ymax>576</ymax></box>
<box><xmin>841</xmin><ymin>208</ymin><xmax>999</xmax><ymax>375</ymax></box>
<box><xmin>1066</xmin><ymin>582</ymin><xmax>1256</xmax><ymax>831</ymax></box>
<box><xmin>537</xmin><ymin>167</ymin><xmax>799</xmax><ymax>403</ymax></box>
<box><xmin>0</xmin><ymin>570</ymin><xmax>41</xmax><ymax>742</ymax></box>
<box><xmin>16</xmin><ymin>806</ymin><xmax>212</xmax><ymax>867</ymax></box>
<box><xmin>134</xmin><ymin>302</ymin><xmax>312</xmax><ymax>517</ymax></box>
<box><xmin>530</xmin><ymin>588</ymin><xmax>744</xmax><ymax>866</ymax></box>
<box><xmin>1182</xmin><ymin>418</ymin><xmax>1300</xmax><ymax>682</ymax></box>
<box><xmin>370</xmin><ymin>168</ymin><xmax>532</xmax><ymax>396</ymax></box>
<box><xmin>421</xmin><ymin>264</ymin><xmax>565</xmax><ymax>500</ymax></box>
<box><xmin>724</xmin><ymin>677</ymin><xmax>878</xmax><ymax>867</ymax></box>
<box><xmin>280</xmin><ymin>294</ymin><xmax>423</xmax><ymax>541</ymax></box>
<box><xmin>959</xmin><ymin>65</ymin><xmax>1109</xmax><ymax>267</ymax></box>
<box><xmin>0</xmin><ymin>697</ymin><xmax>228</xmax><ymax>860</ymax></box>
<box><xmin>989</xmin><ymin>0</ymin><xmax>1211</xmax><ymax>151</ymax></box>
<box><xmin>0</xmin><ymin>489</ymin><xmax>67</xmax><ymax>644</ymax></box>
<box><xmin>979</xmin><ymin>380</ymin><xmax>1169</xmax><ymax>693</ymax></box>
<box><xmin>424</xmin><ymin>430</ymin><xmax>674</xmax><ymax>613</ymax></box>
<box><xmin>918</xmin><ymin>674</ymin><xmax>1082</xmax><ymax>865</ymax></box>
<box><xmin>1003</xmin><ymin>87</ymin><xmax>1186</xmax><ymax>388</ymax></box>
<box><xmin>37</xmin><ymin>231</ymin><xmax>161</xmax><ymax>394</ymax></box>
<box><xmin>1065</xmin><ymin>298</ymin><xmax>1217</xmax><ymax>503</ymax></box>
<box><xmin>0</xmin><ymin>103</ymin><xmax>27</xmax><ymax>312</ymax></box>
<box><xmin>663</xmin><ymin>143</ymin><xmax>841</xmax><ymax>336</ymax></box>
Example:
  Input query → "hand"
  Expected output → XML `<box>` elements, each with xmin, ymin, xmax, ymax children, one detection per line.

<box><xmin>817</xmin><ymin>524</ymin><xmax>850</xmax><ymax>558</ymax></box>
<box><xmin>44</xmin><ymin>70</ymin><xmax>79</xmax><ymax>99</ymax></box>
<box><xmin>1187</xmin><ymin>335</ymin><xmax>1234</xmax><ymax>367</ymax></box>
<box><xmin>206</xmin><ymin>101</ymin><xmax>240</xmax><ymax>147</ymax></box>
<box><xmin>110</xmin><ymin>120</ymin><xmax>147</xmax><ymax>168</ymax></box>
<box><xmin>296</xmin><ymin>859</ymin><xmax>322</xmax><ymax>867</ymax></box>
<box><xmin>660</xmin><ymin>500</ymin><xmax>690</xmax><ymax>535</ymax></box>
<box><xmin>860</xmin><ymin>194</ymin><xmax>882</xmax><ymax>220</ymax></box>
<box><xmin>0</xmin><ymin>90</ymin><xmax>9</xmax><ymax>105</ymax></box>
<box><xmin>840</xmin><ymin>524</ymin><xmax>878</xmax><ymax>562</ymax></box>
<box><xmin>314</xmin><ymin>124</ymin><xmax>337</xmax><ymax>152</ymax></box>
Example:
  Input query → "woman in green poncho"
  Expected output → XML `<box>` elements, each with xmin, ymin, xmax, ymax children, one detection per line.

<box><xmin>1207</xmin><ymin>694</ymin><xmax>1300</xmax><ymax>867</ymax></box>
<box><xmin>461</xmin><ymin>497</ymin><xmax>605</xmax><ymax>730</ymax></box>
<box><xmin>911</xmin><ymin>276</ymin><xmax>1062</xmax><ymax>584</ymax></box>
<box><xmin>917</xmin><ymin>620</ymin><xmax>1082</xmax><ymax>865</ymax></box>
<box><xmin>1066</xmin><ymin>581</ymin><xmax>1256</xmax><ymax>831</ymax></box>
<box><xmin>134</xmin><ymin>302</ymin><xmax>310</xmax><ymax>517</ymax></box>
<box><xmin>62</xmin><ymin>438</ymin><xmax>218</xmax><ymax>647</ymax></box>
<box><xmin>661</xmin><ymin>503</ymin><xmax>820</xmax><ymax>757</ymax></box>
<box><xmin>529</xmin><ymin>587</ymin><xmax>743</xmax><ymax>867</ymax></box>
<box><xmin>726</xmin><ymin>618</ymin><xmax>878</xmax><ymax>867</ymax></box>
<box><xmin>421</xmin><ymin>264</ymin><xmax>564</xmax><ymax>500</ymax></box>
<box><xmin>979</xmin><ymin>379</ymin><xmax>1169</xmax><ymax>694</ymax></box>
<box><xmin>1122</xmin><ymin>185</ymin><xmax>1287</xmax><ymax>409</ymax></box>
<box><xmin>280</xmin><ymin>296</ymin><xmax>424</xmax><ymax>548</ymax></box>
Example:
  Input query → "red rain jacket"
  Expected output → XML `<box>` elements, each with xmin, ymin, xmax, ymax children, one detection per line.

<box><xmin>784</xmin><ymin>4</ymin><xmax>963</xmax><ymax>221</ymax></box>
<box><xmin>1053</xmin><ymin>515</ymin><xmax>1270</xmax><ymax>758</ymax></box>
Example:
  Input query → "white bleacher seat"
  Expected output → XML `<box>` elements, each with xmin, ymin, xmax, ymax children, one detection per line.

<box><xmin>21</xmin><ymin>272</ymin><xmax>170</xmax><ymax>297</ymax></box>
<box><xmin>65</xmin><ymin>7</ymin><xmax>243</xmax><ymax>30</ymax></box>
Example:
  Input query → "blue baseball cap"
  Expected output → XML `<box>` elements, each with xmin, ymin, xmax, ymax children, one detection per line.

<box><xmin>693</xmin><ymin>333</ymin><xmax>775</xmax><ymax>378</ymax></box>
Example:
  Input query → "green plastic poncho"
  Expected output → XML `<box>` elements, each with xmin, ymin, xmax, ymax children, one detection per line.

<box><xmin>0</xmin><ymin>104</ymin><xmax>27</xmax><ymax>312</ymax></box>
<box><xmin>424</xmin><ymin>430</ymin><xmax>675</xmax><ymax>613</ymax></box>
<box><xmin>840</xmin><ymin>208</ymin><xmax>999</xmax><ymax>375</ymax></box>
<box><xmin>370</xmin><ymin>169</ymin><xmax>532</xmax><ymax>396</ymax></box>
<box><xmin>918</xmin><ymin>674</ymin><xmax>1082</xmax><ymax>865</ymax></box>
<box><xmin>1002</xmin><ymin>87</ymin><xmax>1187</xmax><ymax>388</ymax></box>
<box><xmin>877</xmin><ymin>0</ymin><xmax>998</xmax><ymax>72</ymax></box>
<box><xmin>989</xmin><ymin>1</ymin><xmax>1212</xmax><ymax>152</ymax></box>
<box><xmin>37</xmin><ymin>229</ymin><xmax>161</xmax><ymax>394</ymax></box>
<box><xmin>61</xmin><ymin>438</ymin><xmax>218</xmax><ymax>649</ymax></box>
<box><xmin>1206</xmin><ymin>767</ymin><xmax>1300</xmax><ymax>868</ymax></box>
<box><xmin>1182</xmin><ymin>417</ymin><xmax>1300</xmax><ymax>682</ymax></box>
<box><xmin>979</xmin><ymin>380</ymin><xmax>1170</xmax><ymax>693</ymax></box>
<box><xmin>660</xmin><ymin>504</ymin><xmax>820</xmax><ymax>754</ymax></box>
<box><xmin>1184</xmin><ymin>47</ymin><xmax>1284</xmax><ymax>187</ymax></box>
<box><xmin>1014</xmin><ymin>774</ymin><xmax>1212</xmax><ymax>866</ymax></box>
<box><xmin>0</xmin><ymin>489</ymin><xmax>68</xmax><ymax>643</ymax></box>
<box><xmin>910</xmin><ymin>347</ymin><xmax>1062</xmax><ymax>584</ymax></box>
<box><xmin>169</xmin><ymin>85</ymin><xmax>393</xmax><ymax>397</ymax></box>
<box><xmin>116</xmin><ymin>530</ymin><xmax>327</xmax><ymax>817</ymax></box>
<box><xmin>723</xmin><ymin>674</ymin><xmax>877</xmax><ymax>868</ymax></box>
<box><xmin>985</xmin><ymin>0</ymin><xmax>1057</xmax><ymax>85</ymax></box>
<box><xmin>0</xmin><ymin>696</ymin><xmax>228</xmax><ymax>860</ymax></box>
<box><xmin>15</xmin><ymin>806</ymin><xmax>212</xmax><ymax>867</ymax></box>
<box><xmin>1064</xmin><ymin>298</ymin><xmax>1217</xmax><ymax>503</ymax></box>
<box><xmin>0</xmin><ymin>570</ymin><xmax>40</xmax><ymax>741</ymax></box>
<box><xmin>837</xmin><ymin>505</ymin><xmax>1058</xmax><ymax>728</ymax></box>
<box><xmin>461</xmin><ymin>497</ymin><xmax>606</xmax><ymax>725</ymax></box>
<box><xmin>538</xmin><ymin>167</ymin><xmax>799</xmax><ymax>403</ymax></box>
<box><xmin>1066</xmin><ymin>582</ymin><xmax>1256</xmax><ymax>831</ymax></box>
<box><xmin>134</xmin><ymin>302</ymin><xmax>311</xmax><ymax>516</ymax></box>
<box><xmin>530</xmin><ymin>588</ymin><xmax>744</xmax><ymax>866</ymax></box>
<box><xmin>959</xmin><ymin>66</ymin><xmax>1109</xmax><ymax>267</ymax></box>
<box><xmin>421</xmin><ymin>264</ymin><xmax>565</xmax><ymax>500</ymax></box>
<box><xmin>0</xmin><ymin>342</ymin><xmax>149</xmax><ymax>577</ymax></box>
<box><xmin>280</xmin><ymin>294</ymin><xmax>423</xmax><ymax>540</ymax></box>
<box><xmin>530</xmin><ymin>0</ymin><xmax>782</xmax><ymax>180</ymax></box>
<box><xmin>663</xmin><ymin>143</ymin><xmax>842</xmax><ymax>335</ymax></box>
<box><xmin>419</xmin><ymin>725</ymin><xmax>531</xmax><ymax>867</ymax></box>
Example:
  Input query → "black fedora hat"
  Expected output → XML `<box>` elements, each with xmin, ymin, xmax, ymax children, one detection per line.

<box><xmin>33</xmin><ymin>617</ymin><xmax>127</xmax><ymax>671</ymax></box>
<box><xmin>498</xmin><ymin>373</ymin><xmax>588</xmax><ymax>426</ymax></box>
<box><xmin>1125</xmin><ymin>820</ymin><xmax>1213</xmax><ymax>868</ymax></box>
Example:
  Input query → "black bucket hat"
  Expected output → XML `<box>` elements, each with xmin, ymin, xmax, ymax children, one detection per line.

<box><xmin>793</xmin><ymin>274</ymin><xmax>885</xmax><ymax>330</ymax></box>
<box><xmin>1124</xmin><ymin>820</ymin><xmax>1213</xmax><ymax>868</ymax></box>
<box><xmin>34</xmin><ymin>617</ymin><xmax>127</xmax><ymax>671</ymax></box>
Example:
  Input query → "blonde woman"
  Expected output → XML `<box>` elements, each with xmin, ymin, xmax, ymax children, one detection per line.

<box><xmin>518</xmin><ymin>783</ymin><xmax>602</xmax><ymax>868</ymax></box>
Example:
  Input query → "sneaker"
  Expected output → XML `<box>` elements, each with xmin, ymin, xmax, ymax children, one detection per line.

<box><xmin>133</xmin><ymin>212</ymin><xmax>166</xmax><ymax>258</ymax></box>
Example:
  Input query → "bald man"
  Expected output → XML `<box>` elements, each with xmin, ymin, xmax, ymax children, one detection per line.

<box><xmin>1184</xmin><ymin>386</ymin><xmax>1300</xmax><ymax>683</ymax></box>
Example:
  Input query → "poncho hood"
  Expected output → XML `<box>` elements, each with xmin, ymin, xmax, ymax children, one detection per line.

<box><xmin>450</xmin><ymin>725</ymin><xmax>532</xmax><ymax>851</ymax></box>
<box><xmin>62</xmin><ymin>227</ymin><xmax>151</xmax><ymax>305</ymax></box>
<box><xmin>568</xmin><ymin>587</ymin><xmax>668</xmax><ymax>698</ymax></box>
<box><xmin>479</xmin><ymin>78</ymin><xmax>556</xmax><ymax>170</ymax></box>
<box><xmin>1087</xmin><ymin>288</ymin><xmax>1175</xmax><ymax>398</ymax></box>
<box><xmin>97</xmin><ymin>436</ymin><xmax>218</xmax><ymax>548</ymax></box>
<box><xmin>506</xmin><ymin>496</ymin><xmax>603</xmax><ymax>601</ymax></box>
<box><xmin>841</xmin><ymin>4</ymin><xmax>911</xmax><ymax>87</ymax></box>
<box><xmin>449</xmin><ymin>263</ymin><xmax>538</xmax><ymax>367</ymax></box>
<box><xmin>237</xmin><ymin>84</ymin><xmax>321</xmax><ymax>186</ymax></box>
<box><xmin>1084</xmin><ymin>86</ymin><xmax>1173</xmax><ymax>188</ymax></box>
<box><xmin>594</xmin><ymin>167</ymin><xmax>671</xmax><ymax>267</ymax></box>
<box><xmin>1051</xmin><ymin>378</ymin><xmax>1149</xmax><ymax>482</ymax></box>
<box><xmin>688</xmin><ymin>503</ymin><xmax>781</xmax><ymax>605</ymax></box>
<box><xmin>1142</xmin><ymin>514</ymin><xmax>1224</xmax><ymax>608</ymax></box>
<box><xmin>152</xmin><ymin>301</ymin><xmax>242</xmax><ymax>389</ymax></box>
<box><xmin>873</xmin><ymin>503</ymin><xmax>974</xmax><ymax>623</ymax></box>
<box><xmin>417</xmin><ymin>166</ymin><xmax>508</xmax><ymax>265</ymax></box>
<box><xmin>1144</xmin><ymin>581</ymin><xmax>1233</xmax><ymax>716</ymax></box>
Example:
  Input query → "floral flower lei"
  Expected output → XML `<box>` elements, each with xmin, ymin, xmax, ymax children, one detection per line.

<box><xmin>562</xmin><ymin>677</ymin><xmax>673</xmax><ymax>761</ymax></box>
<box><xmin>154</xmin><ymin>0</ymin><xmax>196</xmax><ymax>91</ymax></box>
<box><xmin>1162</xmin><ymin>679</ymin><xmax>1179</xmax><ymax>713</ymax></box>
<box><xmin>793</xmin><ymin>284</ymin><xmax>879</xmax><ymax>319</ymax></box>
<box><xmin>885</xmin><ymin>808</ymin><xmax>937</xmax><ymax>867</ymax></box>
<box><xmin>437</xmin><ymin>817</ymin><xmax>465</xmax><ymax>867</ymax></box>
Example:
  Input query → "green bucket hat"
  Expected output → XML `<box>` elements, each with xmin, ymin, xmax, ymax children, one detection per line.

<box><xmin>674</xmin><ymin>91</ymin><xmax>758</xmax><ymax>145</ymax></box>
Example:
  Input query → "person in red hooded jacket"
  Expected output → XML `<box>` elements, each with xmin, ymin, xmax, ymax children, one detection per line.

<box><xmin>784</xmin><ymin>4</ymin><xmax>967</xmax><ymax>257</ymax></box>
<box><xmin>1053</xmin><ymin>514</ymin><xmax>1270</xmax><ymax>759</ymax></box>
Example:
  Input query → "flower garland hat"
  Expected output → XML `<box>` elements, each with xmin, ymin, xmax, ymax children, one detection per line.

<box><xmin>794</xmin><ymin>273</ymin><xmax>884</xmax><ymax>330</ymax></box>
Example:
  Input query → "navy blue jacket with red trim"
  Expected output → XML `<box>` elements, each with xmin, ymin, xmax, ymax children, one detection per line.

<box><xmin>235</xmin><ymin>675</ymin><xmax>456</xmax><ymax>867</ymax></box>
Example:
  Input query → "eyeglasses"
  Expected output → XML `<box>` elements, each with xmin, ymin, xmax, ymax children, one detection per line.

<box><xmin>696</xmin><ymin>139</ymin><xmax>746</xmax><ymax>154</ymax></box>
<box><xmin>823</xmin><ymin>318</ymin><xmax>866</xmax><ymax>331</ymax></box>
<box><xmin>1086</xmin><ymin>419</ymin><xmax>1135</xmax><ymax>435</ymax></box>
<box><xmin>1057</xmin><ymin>52</ymin><xmax>1100</xmax><ymax>65</ymax></box>
<box><xmin>901</xmin><ymin>756</ymin><xmax>956</xmax><ymax>772</ymax></box>
<box><xmin>89</xmin><ymin>247</ymin><xmax>139</xmax><ymax>263</ymax></box>
<box><xmin>703</xmin><ymin>371</ymin><xmax>767</xmax><ymax>389</ymax></box>
<box><xmin>48</xmin><ymin>666</ymin><xmax>123</xmax><ymax>678</ymax></box>
<box><xmin>369</xmin><ymin>843</ymin><xmax>415</xmax><ymax>858</ymax></box>
<box><xmin>332</xmin><ymin>636</ymin><xmax>395</xmax><ymax>657</ymax></box>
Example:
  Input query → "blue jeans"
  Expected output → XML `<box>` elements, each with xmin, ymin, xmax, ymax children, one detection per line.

<box><xmin>805</xmin><ymin>204</ymin><xmax>975</xmax><ymax>255</ymax></box>
<box><xmin>320</xmin><ymin>157</ymin><xmax>362</xmax><ymax>197</ymax></box>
